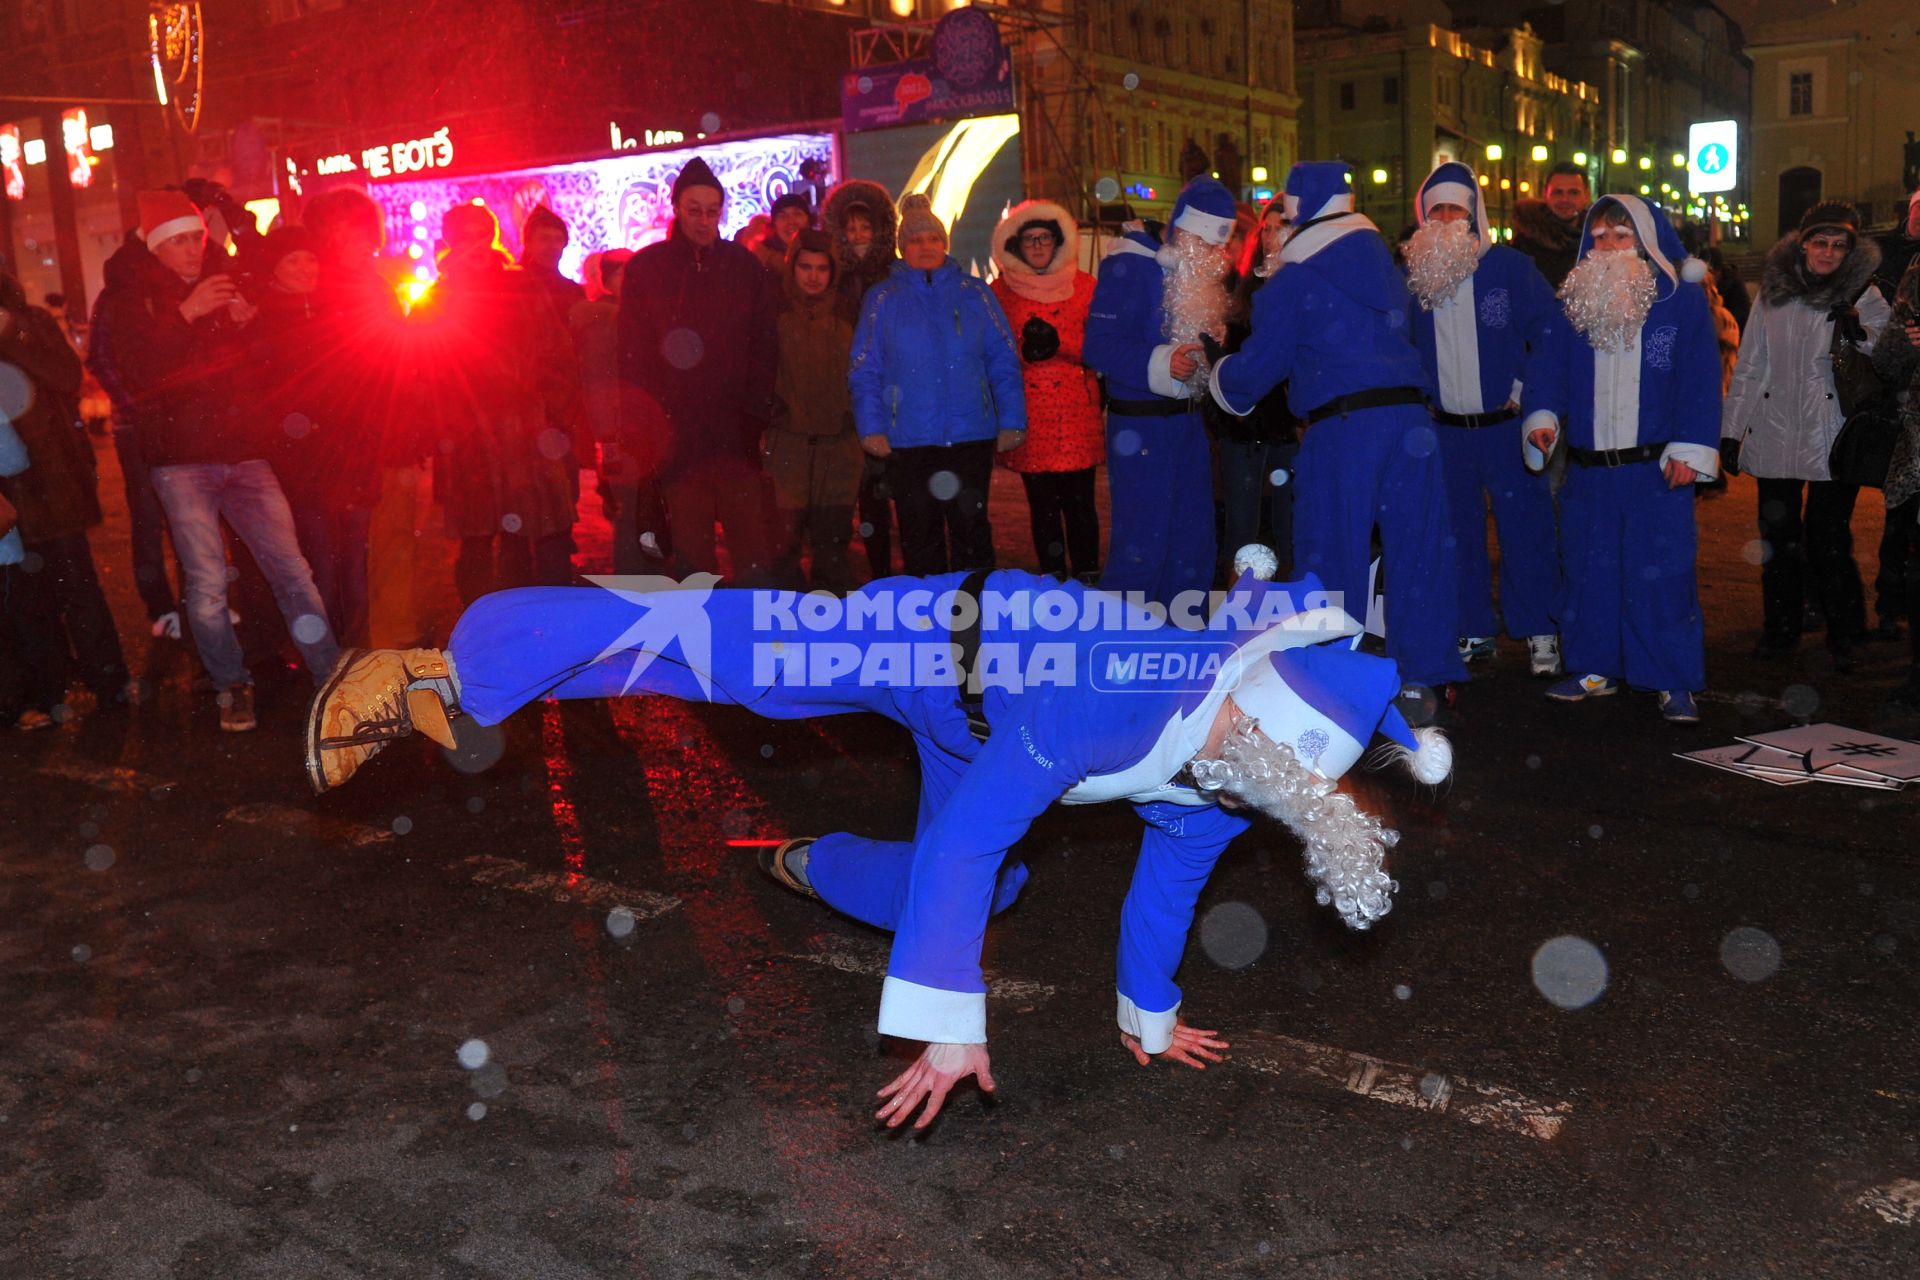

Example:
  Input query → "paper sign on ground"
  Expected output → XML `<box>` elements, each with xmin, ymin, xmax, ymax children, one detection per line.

<box><xmin>1735</xmin><ymin>724</ymin><xmax>1920</xmax><ymax>782</ymax></box>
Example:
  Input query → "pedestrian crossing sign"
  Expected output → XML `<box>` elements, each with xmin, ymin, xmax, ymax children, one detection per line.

<box><xmin>1687</xmin><ymin>120</ymin><xmax>1738</xmax><ymax>195</ymax></box>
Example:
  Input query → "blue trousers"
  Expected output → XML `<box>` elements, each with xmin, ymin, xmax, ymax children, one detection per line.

<box><xmin>1099</xmin><ymin>408</ymin><xmax>1216</xmax><ymax>607</ymax></box>
<box><xmin>1559</xmin><ymin>462</ymin><xmax>1705</xmax><ymax>693</ymax></box>
<box><xmin>1291</xmin><ymin>407</ymin><xmax>1467</xmax><ymax>689</ymax></box>
<box><xmin>447</xmin><ymin>579</ymin><xmax>1031</xmax><ymax>932</ymax></box>
<box><xmin>1437</xmin><ymin>422</ymin><xmax>1562</xmax><ymax>640</ymax></box>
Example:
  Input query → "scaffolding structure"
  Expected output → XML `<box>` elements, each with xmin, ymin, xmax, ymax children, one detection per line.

<box><xmin>847</xmin><ymin>2</ymin><xmax>1115</xmax><ymax>227</ymax></box>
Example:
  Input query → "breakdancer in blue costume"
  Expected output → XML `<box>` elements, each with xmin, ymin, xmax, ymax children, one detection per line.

<box><xmin>307</xmin><ymin>552</ymin><xmax>1452</xmax><ymax>1128</ymax></box>
<box><xmin>1209</xmin><ymin>163</ymin><xmax>1469</xmax><ymax>702</ymax></box>
<box><xmin>1083</xmin><ymin>176</ymin><xmax>1237</xmax><ymax>605</ymax></box>
<box><xmin>1403</xmin><ymin>162</ymin><xmax>1565</xmax><ymax>677</ymax></box>
<box><xmin>1519</xmin><ymin>195</ymin><xmax>1721</xmax><ymax>723</ymax></box>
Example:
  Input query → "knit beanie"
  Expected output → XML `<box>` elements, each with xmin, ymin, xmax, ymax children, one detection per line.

<box><xmin>1798</xmin><ymin>200</ymin><xmax>1861</xmax><ymax>242</ymax></box>
<box><xmin>671</xmin><ymin>157</ymin><xmax>724</xmax><ymax>205</ymax></box>
<box><xmin>523</xmin><ymin>203</ymin><xmax>569</xmax><ymax>244</ymax></box>
<box><xmin>261</xmin><ymin>224</ymin><xmax>316</xmax><ymax>269</ymax></box>
<box><xmin>770</xmin><ymin>191</ymin><xmax>813</xmax><ymax>225</ymax></box>
<box><xmin>897</xmin><ymin>193</ymin><xmax>948</xmax><ymax>246</ymax></box>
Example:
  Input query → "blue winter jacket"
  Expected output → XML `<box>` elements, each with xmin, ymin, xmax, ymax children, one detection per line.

<box><xmin>849</xmin><ymin>257</ymin><xmax>1025</xmax><ymax>448</ymax></box>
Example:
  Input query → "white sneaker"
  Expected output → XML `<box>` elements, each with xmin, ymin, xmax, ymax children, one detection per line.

<box><xmin>151</xmin><ymin>610</ymin><xmax>181</xmax><ymax>639</ymax></box>
<box><xmin>1527</xmin><ymin>634</ymin><xmax>1563</xmax><ymax>677</ymax></box>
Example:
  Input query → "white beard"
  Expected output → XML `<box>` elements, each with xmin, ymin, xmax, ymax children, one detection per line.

<box><xmin>1161</xmin><ymin>234</ymin><xmax>1229</xmax><ymax>395</ymax></box>
<box><xmin>1559</xmin><ymin>251</ymin><xmax>1658</xmax><ymax>353</ymax></box>
<box><xmin>1405</xmin><ymin>220</ymin><xmax>1481</xmax><ymax>311</ymax></box>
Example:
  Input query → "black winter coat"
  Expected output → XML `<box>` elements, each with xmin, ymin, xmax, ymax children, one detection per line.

<box><xmin>616</xmin><ymin>224</ymin><xmax>777</xmax><ymax>478</ymax></box>
<box><xmin>105</xmin><ymin>255</ymin><xmax>259</xmax><ymax>468</ymax></box>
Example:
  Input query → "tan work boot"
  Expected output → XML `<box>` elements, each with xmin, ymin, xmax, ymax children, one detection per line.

<box><xmin>306</xmin><ymin>648</ymin><xmax>461</xmax><ymax>794</ymax></box>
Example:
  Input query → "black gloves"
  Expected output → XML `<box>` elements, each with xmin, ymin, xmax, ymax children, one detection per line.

<box><xmin>1020</xmin><ymin>316</ymin><xmax>1060</xmax><ymax>363</ymax></box>
<box><xmin>1719</xmin><ymin>437</ymin><xmax>1743</xmax><ymax>478</ymax></box>
<box><xmin>1199</xmin><ymin>332</ymin><xmax>1225</xmax><ymax>367</ymax></box>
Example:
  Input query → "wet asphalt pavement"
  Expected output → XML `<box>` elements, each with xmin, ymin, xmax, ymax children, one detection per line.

<box><xmin>2</xmin><ymin>458</ymin><xmax>1918</xmax><ymax>1279</ymax></box>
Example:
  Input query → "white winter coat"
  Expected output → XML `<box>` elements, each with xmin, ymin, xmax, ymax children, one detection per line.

<box><xmin>1721</xmin><ymin>233</ymin><xmax>1891</xmax><ymax>480</ymax></box>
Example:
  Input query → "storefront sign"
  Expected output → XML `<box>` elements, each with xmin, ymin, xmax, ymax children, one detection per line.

<box><xmin>310</xmin><ymin>126</ymin><xmax>455</xmax><ymax>181</ymax></box>
<box><xmin>609</xmin><ymin>124</ymin><xmax>692</xmax><ymax>151</ymax></box>
<box><xmin>842</xmin><ymin>7</ymin><xmax>1013</xmax><ymax>133</ymax></box>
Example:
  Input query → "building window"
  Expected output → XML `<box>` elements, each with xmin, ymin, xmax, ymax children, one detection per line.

<box><xmin>1339</xmin><ymin>81</ymin><xmax>1356</xmax><ymax>111</ymax></box>
<box><xmin>1788</xmin><ymin>71</ymin><xmax>1813</xmax><ymax>117</ymax></box>
<box><xmin>1383</xmin><ymin>77</ymin><xmax>1400</xmax><ymax>106</ymax></box>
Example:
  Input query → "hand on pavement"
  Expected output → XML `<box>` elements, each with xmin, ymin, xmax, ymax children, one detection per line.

<box><xmin>1121</xmin><ymin>1019</ymin><xmax>1230</xmax><ymax>1070</ymax></box>
<box><xmin>876</xmin><ymin>1041</ymin><xmax>993</xmax><ymax>1130</ymax></box>
<box><xmin>1169</xmin><ymin>343</ymin><xmax>1203</xmax><ymax>381</ymax></box>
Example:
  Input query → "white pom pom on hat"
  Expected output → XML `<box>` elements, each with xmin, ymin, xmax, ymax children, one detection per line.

<box><xmin>1679</xmin><ymin>256</ymin><xmax>1708</xmax><ymax>284</ymax></box>
<box><xmin>1156</xmin><ymin>243</ymin><xmax>1179</xmax><ymax>269</ymax></box>
<box><xmin>1233</xmin><ymin>543</ymin><xmax>1279</xmax><ymax>581</ymax></box>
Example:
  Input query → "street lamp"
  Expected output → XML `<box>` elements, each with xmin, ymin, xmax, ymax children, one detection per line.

<box><xmin>1611</xmin><ymin>147</ymin><xmax>1627</xmax><ymax>164</ymax></box>
<box><xmin>1670</xmin><ymin>152</ymin><xmax>1686</xmax><ymax>168</ymax></box>
<box><xmin>1371</xmin><ymin>167</ymin><xmax>1389</xmax><ymax>184</ymax></box>
<box><xmin>1573</xmin><ymin>151</ymin><xmax>1588</xmax><ymax>166</ymax></box>
<box><xmin>1530</xmin><ymin>144</ymin><xmax>1549</xmax><ymax>162</ymax></box>
<box><xmin>1637</xmin><ymin>155</ymin><xmax>1652</xmax><ymax>171</ymax></box>
<box><xmin>1486</xmin><ymin>143</ymin><xmax>1504</xmax><ymax>162</ymax></box>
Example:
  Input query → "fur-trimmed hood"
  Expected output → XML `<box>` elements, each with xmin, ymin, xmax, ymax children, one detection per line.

<box><xmin>1761</xmin><ymin>230</ymin><xmax>1884</xmax><ymax>311</ymax></box>
<box><xmin>821</xmin><ymin>179</ymin><xmax>897</xmax><ymax>287</ymax></box>
<box><xmin>1513</xmin><ymin>198</ymin><xmax>1580</xmax><ymax>252</ymax></box>
<box><xmin>990</xmin><ymin>198</ymin><xmax>1079</xmax><ymax>303</ymax></box>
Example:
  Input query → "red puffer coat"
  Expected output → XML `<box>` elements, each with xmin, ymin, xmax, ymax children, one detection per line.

<box><xmin>989</xmin><ymin>200</ymin><xmax>1104</xmax><ymax>474</ymax></box>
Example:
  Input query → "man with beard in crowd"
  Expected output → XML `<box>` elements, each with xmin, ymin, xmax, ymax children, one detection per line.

<box><xmin>1513</xmin><ymin>162</ymin><xmax>1591</xmax><ymax>291</ymax></box>
<box><xmin>1403</xmin><ymin>162</ymin><xmax>1564</xmax><ymax>678</ymax></box>
<box><xmin>1210</xmin><ymin>162</ymin><xmax>1467</xmax><ymax>717</ymax></box>
<box><xmin>1523</xmin><ymin>197</ymin><xmax>1721</xmax><ymax>723</ymax></box>
<box><xmin>1084</xmin><ymin>174</ymin><xmax>1237</xmax><ymax>606</ymax></box>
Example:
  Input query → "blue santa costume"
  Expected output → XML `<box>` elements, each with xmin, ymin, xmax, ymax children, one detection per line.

<box><xmin>1209</xmin><ymin>163</ymin><xmax>1468</xmax><ymax>693</ymax></box>
<box><xmin>437</xmin><ymin>562</ymin><xmax>1442</xmax><ymax>1055</ymax></box>
<box><xmin>1519</xmin><ymin>196</ymin><xmax>1721</xmax><ymax>708</ymax></box>
<box><xmin>1405</xmin><ymin>163</ymin><xmax>1565</xmax><ymax>657</ymax></box>
<box><xmin>1083</xmin><ymin>178</ymin><xmax>1237</xmax><ymax>607</ymax></box>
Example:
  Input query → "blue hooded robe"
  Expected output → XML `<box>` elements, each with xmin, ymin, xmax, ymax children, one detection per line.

<box><xmin>1406</xmin><ymin>162</ymin><xmax>1564</xmax><ymax>642</ymax></box>
<box><xmin>444</xmin><ymin>570</ymin><xmax>1401</xmax><ymax>1055</ymax></box>
<box><xmin>1519</xmin><ymin>195</ymin><xmax>1722</xmax><ymax>693</ymax></box>
<box><xmin>1209</xmin><ymin>163</ymin><xmax>1467</xmax><ymax>690</ymax></box>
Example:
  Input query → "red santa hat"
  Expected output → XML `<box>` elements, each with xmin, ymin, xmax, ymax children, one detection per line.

<box><xmin>138</xmin><ymin>189</ymin><xmax>207</xmax><ymax>248</ymax></box>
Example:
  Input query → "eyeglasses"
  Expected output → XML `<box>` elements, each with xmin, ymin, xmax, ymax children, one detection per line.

<box><xmin>1019</xmin><ymin>232</ymin><xmax>1057</xmax><ymax>247</ymax></box>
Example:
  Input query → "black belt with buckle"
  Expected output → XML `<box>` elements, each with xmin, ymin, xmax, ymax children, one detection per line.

<box><xmin>1303</xmin><ymin>386</ymin><xmax>1428</xmax><ymax>427</ymax></box>
<box><xmin>1433</xmin><ymin>407</ymin><xmax>1520</xmax><ymax>429</ymax></box>
<box><xmin>1107</xmin><ymin>397</ymin><xmax>1193</xmax><ymax>418</ymax></box>
<box><xmin>1567</xmin><ymin>443</ymin><xmax>1663</xmax><ymax>468</ymax></box>
<box><xmin>948</xmin><ymin>568</ymin><xmax>994</xmax><ymax>742</ymax></box>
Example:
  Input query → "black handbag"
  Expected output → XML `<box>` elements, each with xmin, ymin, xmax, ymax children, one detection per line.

<box><xmin>1827</xmin><ymin>298</ymin><xmax>1900</xmax><ymax>488</ymax></box>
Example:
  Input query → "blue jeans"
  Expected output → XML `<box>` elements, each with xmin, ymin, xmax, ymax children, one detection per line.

<box><xmin>150</xmin><ymin>460</ymin><xmax>341</xmax><ymax>691</ymax></box>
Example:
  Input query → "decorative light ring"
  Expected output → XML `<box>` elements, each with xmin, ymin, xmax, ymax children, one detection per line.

<box><xmin>149</xmin><ymin>3</ymin><xmax>204</xmax><ymax>133</ymax></box>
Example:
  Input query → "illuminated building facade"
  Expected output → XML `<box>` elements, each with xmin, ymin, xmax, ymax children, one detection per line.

<box><xmin>1294</xmin><ymin>5</ymin><xmax>1602</xmax><ymax>241</ymax></box>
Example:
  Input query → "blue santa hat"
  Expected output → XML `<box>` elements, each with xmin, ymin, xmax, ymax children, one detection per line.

<box><xmin>1283</xmin><ymin>162</ymin><xmax>1355</xmax><ymax>225</ymax></box>
<box><xmin>1167</xmin><ymin>175</ymin><xmax>1237</xmax><ymax>245</ymax></box>
<box><xmin>1183</xmin><ymin>546</ymin><xmax>1453</xmax><ymax>786</ymax></box>
<box><xmin>1415</xmin><ymin>161</ymin><xmax>1494</xmax><ymax>254</ymax></box>
<box><xmin>1577</xmin><ymin>194</ymin><xmax>1709</xmax><ymax>296</ymax></box>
